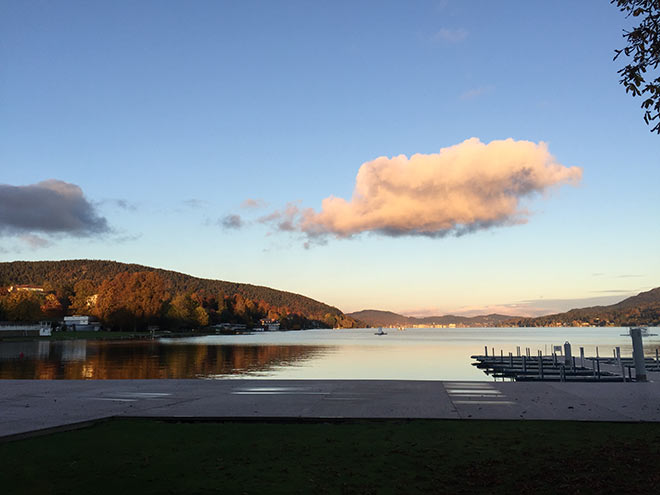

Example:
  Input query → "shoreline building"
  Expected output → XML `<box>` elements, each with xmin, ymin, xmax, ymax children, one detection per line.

<box><xmin>63</xmin><ymin>315</ymin><xmax>101</xmax><ymax>332</ymax></box>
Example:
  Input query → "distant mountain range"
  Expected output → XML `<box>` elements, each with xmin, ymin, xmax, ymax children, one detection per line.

<box><xmin>350</xmin><ymin>287</ymin><xmax>660</xmax><ymax>328</ymax></box>
<box><xmin>509</xmin><ymin>287</ymin><xmax>660</xmax><ymax>327</ymax></box>
<box><xmin>346</xmin><ymin>310</ymin><xmax>518</xmax><ymax>328</ymax></box>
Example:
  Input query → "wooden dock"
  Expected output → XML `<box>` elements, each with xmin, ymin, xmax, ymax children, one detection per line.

<box><xmin>470</xmin><ymin>352</ymin><xmax>657</xmax><ymax>382</ymax></box>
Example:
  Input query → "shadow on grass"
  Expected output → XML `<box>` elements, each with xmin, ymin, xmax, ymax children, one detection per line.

<box><xmin>1</xmin><ymin>418</ymin><xmax>659</xmax><ymax>494</ymax></box>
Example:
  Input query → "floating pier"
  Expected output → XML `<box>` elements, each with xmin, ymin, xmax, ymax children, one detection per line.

<box><xmin>471</xmin><ymin>353</ymin><xmax>624</xmax><ymax>382</ymax></box>
<box><xmin>472</xmin><ymin>337</ymin><xmax>660</xmax><ymax>382</ymax></box>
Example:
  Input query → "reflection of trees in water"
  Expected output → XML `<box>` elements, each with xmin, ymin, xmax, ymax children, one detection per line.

<box><xmin>0</xmin><ymin>342</ymin><xmax>330</xmax><ymax>379</ymax></box>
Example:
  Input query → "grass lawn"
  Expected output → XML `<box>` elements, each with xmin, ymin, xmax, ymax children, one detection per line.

<box><xmin>1</xmin><ymin>419</ymin><xmax>660</xmax><ymax>494</ymax></box>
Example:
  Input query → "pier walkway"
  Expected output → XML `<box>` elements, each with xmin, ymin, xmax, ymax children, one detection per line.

<box><xmin>2</xmin><ymin>375</ymin><xmax>660</xmax><ymax>439</ymax></box>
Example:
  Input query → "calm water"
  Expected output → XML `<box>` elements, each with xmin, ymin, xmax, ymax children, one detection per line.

<box><xmin>1</xmin><ymin>327</ymin><xmax>658</xmax><ymax>380</ymax></box>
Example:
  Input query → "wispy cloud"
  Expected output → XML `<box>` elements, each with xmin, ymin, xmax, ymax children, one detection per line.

<box><xmin>432</xmin><ymin>27</ymin><xmax>468</xmax><ymax>43</ymax></box>
<box><xmin>460</xmin><ymin>85</ymin><xmax>494</xmax><ymax>100</ymax></box>
<box><xmin>113</xmin><ymin>232</ymin><xmax>143</xmax><ymax>243</ymax></box>
<box><xmin>403</xmin><ymin>291</ymin><xmax>639</xmax><ymax>319</ymax></box>
<box><xmin>183</xmin><ymin>199</ymin><xmax>207</xmax><ymax>209</ymax></box>
<box><xmin>0</xmin><ymin>180</ymin><xmax>109</xmax><ymax>236</ymax></box>
<box><xmin>19</xmin><ymin>234</ymin><xmax>52</xmax><ymax>249</ymax></box>
<box><xmin>263</xmin><ymin>138</ymin><xmax>582</xmax><ymax>243</ymax></box>
<box><xmin>99</xmin><ymin>198</ymin><xmax>138</xmax><ymax>211</ymax></box>
<box><xmin>241</xmin><ymin>198</ymin><xmax>267</xmax><ymax>209</ymax></box>
<box><xmin>258</xmin><ymin>202</ymin><xmax>301</xmax><ymax>232</ymax></box>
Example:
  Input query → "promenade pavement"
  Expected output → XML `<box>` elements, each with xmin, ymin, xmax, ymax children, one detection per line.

<box><xmin>2</xmin><ymin>374</ymin><xmax>660</xmax><ymax>439</ymax></box>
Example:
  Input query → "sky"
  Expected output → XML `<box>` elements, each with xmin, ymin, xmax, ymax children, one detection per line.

<box><xmin>1</xmin><ymin>0</ymin><xmax>659</xmax><ymax>318</ymax></box>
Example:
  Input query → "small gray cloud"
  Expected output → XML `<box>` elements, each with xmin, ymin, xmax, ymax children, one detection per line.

<box><xmin>432</xmin><ymin>27</ymin><xmax>468</xmax><ymax>43</ymax></box>
<box><xmin>221</xmin><ymin>214</ymin><xmax>243</xmax><ymax>229</ymax></box>
<box><xmin>0</xmin><ymin>180</ymin><xmax>109</xmax><ymax>236</ymax></box>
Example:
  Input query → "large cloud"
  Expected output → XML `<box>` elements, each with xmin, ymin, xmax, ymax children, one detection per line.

<box><xmin>271</xmin><ymin>138</ymin><xmax>582</xmax><ymax>239</ymax></box>
<box><xmin>0</xmin><ymin>180</ymin><xmax>109</xmax><ymax>236</ymax></box>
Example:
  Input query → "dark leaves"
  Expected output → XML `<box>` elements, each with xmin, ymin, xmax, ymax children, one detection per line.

<box><xmin>611</xmin><ymin>0</ymin><xmax>660</xmax><ymax>133</ymax></box>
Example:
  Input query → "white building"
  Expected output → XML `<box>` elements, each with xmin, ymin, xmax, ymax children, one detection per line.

<box><xmin>63</xmin><ymin>315</ymin><xmax>101</xmax><ymax>332</ymax></box>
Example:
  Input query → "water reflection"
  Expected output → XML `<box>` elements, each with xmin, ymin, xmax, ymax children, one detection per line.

<box><xmin>0</xmin><ymin>341</ymin><xmax>330</xmax><ymax>379</ymax></box>
<box><xmin>0</xmin><ymin>328</ymin><xmax>658</xmax><ymax>381</ymax></box>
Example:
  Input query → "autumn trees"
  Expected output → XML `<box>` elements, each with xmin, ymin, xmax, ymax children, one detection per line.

<box><xmin>0</xmin><ymin>270</ymin><xmax>351</xmax><ymax>330</ymax></box>
<box><xmin>94</xmin><ymin>272</ymin><xmax>171</xmax><ymax>331</ymax></box>
<box><xmin>0</xmin><ymin>260</ymin><xmax>361</xmax><ymax>330</ymax></box>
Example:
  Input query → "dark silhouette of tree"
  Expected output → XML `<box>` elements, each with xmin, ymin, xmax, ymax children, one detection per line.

<box><xmin>612</xmin><ymin>0</ymin><xmax>660</xmax><ymax>133</ymax></box>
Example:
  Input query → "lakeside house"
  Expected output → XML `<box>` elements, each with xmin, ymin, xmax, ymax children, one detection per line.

<box><xmin>63</xmin><ymin>315</ymin><xmax>101</xmax><ymax>332</ymax></box>
<box><xmin>211</xmin><ymin>323</ymin><xmax>248</xmax><ymax>333</ymax></box>
<box><xmin>259</xmin><ymin>319</ymin><xmax>281</xmax><ymax>331</ymax></box>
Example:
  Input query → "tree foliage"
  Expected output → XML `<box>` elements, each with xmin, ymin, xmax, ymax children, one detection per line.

<box><xmin>0</xmin><ymin>260</ymin><xmax>362</xmax><ymax>330</ymax></box>
<box><xmin>612</xmin><ymin>0</ymin><xmax>660</xmax><ymax>133</ymax></box>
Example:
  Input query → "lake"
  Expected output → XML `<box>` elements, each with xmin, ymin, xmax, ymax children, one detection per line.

<box><xmin>1</xmin><ymin>327</ymin><xmax>658</xmax><ymax>380</ymax></box>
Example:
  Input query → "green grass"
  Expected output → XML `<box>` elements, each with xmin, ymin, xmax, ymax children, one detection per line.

<box><xmin>1</xmin><ymin>419</ymin><xmax>660</xmax><ymax>494</ymax></box>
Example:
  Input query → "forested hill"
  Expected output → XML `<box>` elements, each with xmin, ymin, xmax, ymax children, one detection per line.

<box><xmin>0</xmin><ymin>260</ymin><xmax>360</xmax><ymax>330</ymax></box>
<box><xmin>347</xmin><ymin>309</ymin><xmax>519</xmax><ymax>328</ymax></box>
<box><xmin>509</xmin><ymin>287</ymin><xmax>660</xmax><ymax>327</ymax></box>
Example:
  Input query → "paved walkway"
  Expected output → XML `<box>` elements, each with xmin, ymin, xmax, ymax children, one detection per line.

<box><xmin>2</xmin><ymin>376</ymin><xmax>660</xmax><ymax>439</ymax></box>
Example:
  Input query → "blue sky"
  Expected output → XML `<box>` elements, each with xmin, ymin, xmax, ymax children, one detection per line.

<box><xmin>1</xmin><ymin>0</ymin><xmax>658</xmax><ymax>317</ymax></box>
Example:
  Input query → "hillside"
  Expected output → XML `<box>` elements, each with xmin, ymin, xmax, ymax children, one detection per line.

<box><xmin>347</xmin><ymin>309</ymin><xmax>519</xmax><ymax>328</ymax></box>
<box><xmin>510</xmin><ymin>287</ymin><xmax>660</xmax><ymax>327</ymax></box>
<box><xmin>0</xmin><ymin>260</ymin><xmax>361</xmax><ymax>330</ymax></box>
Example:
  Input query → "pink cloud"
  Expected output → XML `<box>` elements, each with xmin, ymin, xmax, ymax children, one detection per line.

<box><xmin>282</xmin><ymin>138</ymin><xmax>581</xmax><ymax>239</ymax></box>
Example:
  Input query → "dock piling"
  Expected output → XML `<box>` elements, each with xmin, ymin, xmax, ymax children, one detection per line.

<box><xmin>621</xmin><ymin>360</ymin><xmax>626</xmax><ymax>382</ymax></box>
<box><xmin>630</xmin><ymin>327</ymin><xmax>648</xmax><ymax>382</ymax></box>
<box><xmin>564</xmin><ymin>342</ymin><xmax>572</xmax><ymax>367</ymax></box>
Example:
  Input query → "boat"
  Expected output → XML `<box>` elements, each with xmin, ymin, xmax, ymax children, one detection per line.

<box><xmin>374</xmin><ymin>327</ymin><xmax>387</xmax><ymax>336</ymax></box>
